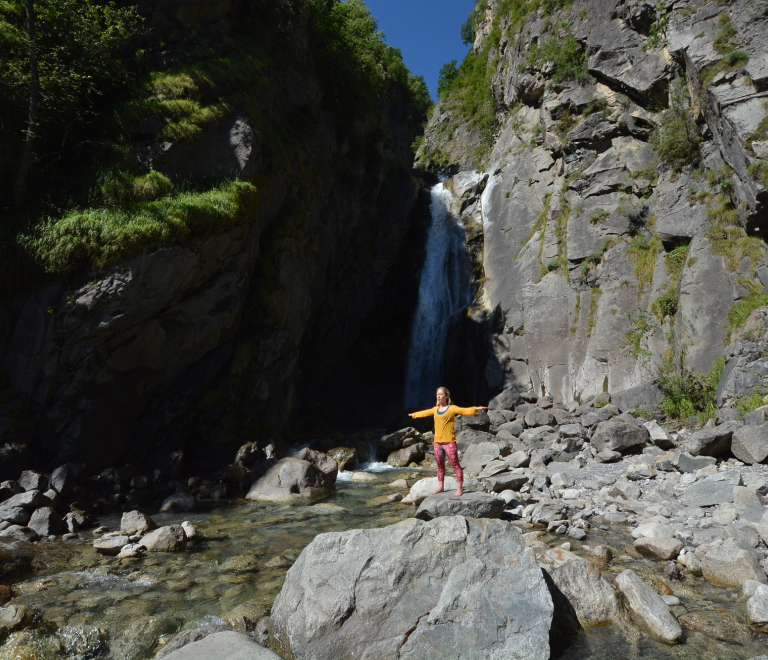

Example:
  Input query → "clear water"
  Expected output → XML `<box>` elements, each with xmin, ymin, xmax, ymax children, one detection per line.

<box><xmin>2</xmin><ymin>470</ymin><xmax>768</xmax><ymax>660</ymax></box>
<box><xmin>403</xmin><ymin>179</ymin><xmax>472</xmax><ymax>409</ymax></box>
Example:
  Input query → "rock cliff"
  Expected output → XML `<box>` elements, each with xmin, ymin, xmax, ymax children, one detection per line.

<box><xmin>0</xmin><ymin>0</ymin><xmax>430</xmax><ymax>474</ymax></box>
<box><xmin>419</xmin><ymin>0</ymin><xmax>768</xmax><ymax>408</ymax></box>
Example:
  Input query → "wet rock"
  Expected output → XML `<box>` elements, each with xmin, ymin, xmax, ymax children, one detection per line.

<box><xmin>156</xmin><ymin>624</ymin><xmax>229</xmax><ymax>658</ymax></box>
<box><xmin>49</xmin><ymin>465</ymin><xmax>75</xmax><ymax>497</ymax></box>
<box><xmin>678</xmin><ymin>551</ymin><xmax>702</xmax><ymax>575</ymax></box>
<box><xmin>158</xmin><ymin>631</ymin><xmax>282</xmax><ymax>660</ymax></box>
<box><xmin>223</xmin><ymin>602</ymin><xmax>270</xmax><ymax>634</ymax></box>
<box><xmin>591</xmin><ymin>419</ymin><xmax>650</xmax><ymax>454</ymax></box>
<box><xmin>407</xmin><ymin>477</ymin><xmax>459</xmax><ymax>505</ymax></box>
<box><xmin>141</xmin><ymin>525</ymin><xmax>187</xmax><ymax>552</ymax></box>
<box><xmin>615</xmin><ymin>569</ymin><xmax>682</xmax><ymax>643</ymax></box>
<box><xmin>732</xmin><ymin>425</ymin><xmax>768</xmax><ymax>465</ymax></box>
<box><xmin>270</xmin><ymin>517</ymin><xmax>553</xmax><ymax>660</ymax></box>
<box><xmin>634</xmin><ymin>537</ymin><xmax>684</xmax><ymax>560</ymax></box>
<box><xmin>415</xmin><ymin>491</ymin><xmax>505</xmax><ymax>521</ymax></box>
<box><xmin>349</xmin><ymin>471</ymin><xmax>382</xmax><ymax>484</ymax></box>
<box><xmin>686</xmin><ymin>422</ymin><xmax>742</xmax><ymax>457</ymax></box>
<box><xmin>93</xmin><ymin>534</ymin><xmax>130</xmax><ymax>555</ymax></box>
<box><xmin>246</xmin><ymin>458</ymin><xmax>332</xmax><ymax>504</ymax></box>
<box><xmin>327</xmin><ymin>447</ymin><xmax>357</xmax><ymax>471</ymax></box>
<box><xmin>683</xmin><ymin>470</ymin><xmax>742</xmax><ymax>507</ymax></box>
<box><xmin>678</xmin><ymin>611</ymin><xmax>750</xmax><ymax>642</ymax></box>
<box><xmin>0</xmin><ymin>603</ymin><xmax>34</xmax><ymax>637</ymax></box>
<box><xmin>160</xmin><ymin>492</ymin><xmax>196</xmax><ymax>513</ymax></box>
<box><xmin>1</xmin><ymin>525</ymin><xmax>39</xmax><ymax>542</ymax></box>
<box><xmin>17</xmin><ymin>471</ymin><xmax>47</xmax><ymax>492</ymax></box>
<box><xmin>121</xmin><ymin>510</ymin><xmax>157</xmax><ymax>534</ymax></box>
<box><xmin>386</xmin><ymin>443</ymin><xmax>426</xmax><ymax>468</ymax></box>
<box><xmin>701</xmin><ymin>537</ymin><xmax>766</xmax><ymax>587</ymax></box>
<box><xmin>27</xmin><ymin>507</ymin><xmax>62</xmax><ymax>537</ymax></box>
<box><xmin>291</xmin><ymin>448</ymin><xmax>338</xmax><ymax>482</ymax></box>
<box><xmin>112</xmin><ymin>615</ymin><xmax>178</xmax><ymax>659</ymax></box>
<box><xmin>181</xmin><ymin>521</ymin><xmax>198</xmax><ymax>539</ymax></box>
<box><xmin>233</xmin><ymin>442</ymin><xmax>260</xmax><ymax>471</ymax></box>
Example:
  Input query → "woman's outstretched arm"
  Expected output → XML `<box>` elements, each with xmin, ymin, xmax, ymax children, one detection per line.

<box><xmin>409</xmin><ymin>407</ymin><xmax>437</xmax><ymax>418</ymax></box>
<box><xmin>453</xmin><ymin>405</ymin><xmax>488</xmax><ymax>415</ymax></box>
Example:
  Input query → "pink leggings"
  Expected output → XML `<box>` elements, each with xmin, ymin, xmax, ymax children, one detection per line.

<box><xmin>434</xmin><ymin>442</ymin><xmax>463</xmax><ymax>483</ymax></box>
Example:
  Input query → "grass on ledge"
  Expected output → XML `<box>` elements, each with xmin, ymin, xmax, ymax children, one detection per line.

<box><xmin>23</xmin><ymin>180</ymin><xmax>258</xmax><ymax>275</ymax></box>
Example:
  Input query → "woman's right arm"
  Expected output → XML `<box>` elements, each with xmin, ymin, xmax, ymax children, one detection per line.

<box><xmin>409</xmin><ymin>407</ymin><xmax>436</xmax><ymax>418</ymax></box>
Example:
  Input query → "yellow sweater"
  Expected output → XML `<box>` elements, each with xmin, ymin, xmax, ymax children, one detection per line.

<box><xmin>410</xmin><ymin>405</ymin><xmax>478</xmax><ymax>444</ymax></box>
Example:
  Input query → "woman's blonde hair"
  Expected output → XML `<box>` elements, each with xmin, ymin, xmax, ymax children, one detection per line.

<box><xmin>436</xmin><ymin>386</ymin><xmax>452</xmax><ymax>406</ymax></box>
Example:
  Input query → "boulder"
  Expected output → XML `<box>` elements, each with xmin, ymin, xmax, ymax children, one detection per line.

<box><xmin>407</xmin><ymin>477</ymin><xmax>459</xmax><ymax>505</ymax></box>
<box><xmin>0</xmin><ymin>525</ymin><xmax>38</xmax><ymax>542</ymax></box>
<box><xmin>269</xmin><ymin>517</ymin><xmax>553</xmax><ymax>660</ymax></box>
<box><xmin>674</xmin><ymin>453</ymin><xmax>716</xmax><ymax>473</ymax></box>
<box><xmin>732</xmin><ymin>425</ymin><xmax>768</xmax><ymax>464</ymax></box>
<box><xmin>327</xmin><ymin>447</ymin><xmax>357</xmax><ymax>471</ymax></box>
<box><xmin>625</xmin><ymin>463</ymin><xmax>655</xmax><ymax>481</ymax></box>
<box><xmin>702</xmin><ymin>537</ymin><xmax>767</xmax><ymax>587</ymax></box>
<box><xmin>117</xmin><ymin>543</ymin><xmax>147</xmax><ymax>559</ymax></box>
<box><xmin>160</xmin><ymin>493</ymin><xmax>196</xmax><ymax>513</ymax></box>
<box><xmin>498</xmin><ymin>420</ymin><xmax>525</xmax><ymax>437</ymax></box>
<box><xmin>291</xmin><ymin>448</ymin><xmax>338</xmax><ymax>482</ymax></box>
<box><xmin>378</xmin><ymin>428</ymin><xmax>419</xmax><ymax>457</ymax></box>
<box><xmin>1</xmin><ymin>490</ymin><xmax>48</xmax><ymax>509</ymax></box>
<box><xmin>682</xmin><ymin>471</ymin><xmax>742</xmax><ymax>507</ymax></box>
<box><xmin>615</xmin><ymin>570</ymin><xmax>682</xmax><ymax>643</ymax></box>
<box><xmin>246</xmin><ymin>458</ymin><xmax>332</xmax><ymax>503</ymax></box>
<box><xmin>685</xmin><ymin>422</ymin><xmax>742</xmax><ymax>456</ymax></box>
<box><xmin>0</xmin><ymin>604</ymin><xmax>34</xmax><ymax>634</ymax></box>
<box><xmin>632</xmin><ymin>522</ymin><xmax>676</xmax><ymax>539</ymax></box>
<box><xmin>607</xmin><ymin>478</ymin><xmax>641</xmax><ymax>501</ymax></box>
<box><xmin>462</xmin><ymin>441</ymin><xmax>501</xmax><ymax>476</ymax></box>
<box><xmin>158</xmin><ymin>631</ymin><xmax>282</xmax><ymax>660</ymax></box>
<box><xmin>506</xmin><ymin>450</ymin><xmax>530</xmax><ymax>468</ymax></box>
<box><xmin>487</xmin><ymin>471</ymin><xmax>529</xmax><ymax>492</ymax></box>
<box><xmin>456</xmin><ymin>429</ymin><xmax>494</xmax><ymax>452</ymax></box>
<box><xmin>644</xmin><ymin>421</ymin><xmax>675</xmax><ymax>449</ymax></box>
<box><xmin>141</xmin><ymin>525</ymin><xmax>187</xmax><ymax>552</ymax></box>
<box><xmin>591</xmin><ymin>419</ymin><xmax>650</xmax><ymax>453</ymax></box>
<box><xmin>386</xmin><ymin>443</ymin><xmax>426</xmax><ymax>468</ymax></box>
<box><xmin>349</xmin><ymin>471</ymin><xmax>382</xmax><ymax>483</ymax></box>
<box><xmin>488</xmin><ymin>386</ymin><xmax>521</xmax><ymax>411</ymax></box>
<box><xmin>27</xmin><ymin>507</ymin><xmax>62</xmax><ymax>537</ymax></box>
<box><xmin>17</xmin><ymin>471</ymin><xmax>47</xmax><ymax>492</ymax></box>
<box><xmin>181</xmin><ymin>521</ymin><xmax>198</xmax><ymax>539</ymax></box>
<box><xmin>415</xmin><ymin>491</ymin><xmax>505</xmax><ymax>520</ymax></box>
<box><xmin>634</xmin><ymin>537</ymin><xmax>684</xmax><ymax>560</ymax></box>
<box><xmin>747</xmin><ymin>587</ymin><xmax>768</xmax><ymax>631</ymax></box>
<box><xmin>0</xmin><ymin>506</ymin><xmax>30</xmax><ymax>525</ymax></box>
<box><xmin>48</xmin><ymin>464</ymin><xmax>75</xmax><ymax>497</ymax></box>
<box><xmin>93</xmin><ymin>535</ymin><xmax>130</xmax><ymax>555</ymax></box>
<box><xmin>121</xmin><ymin>510</ymin><xmax>157</xmax><ymax>534</ymax></box>
<box><xmin>525</xmin><ymin>408</ymin><xmax>556</xmax><ymax>427</ymax></box>
<box><xmin>156</xmin><ymin>625</ymin><xmax>229</xmax><ymax>658</ymax></box>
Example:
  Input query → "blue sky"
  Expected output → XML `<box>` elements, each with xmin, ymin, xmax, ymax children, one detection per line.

<box><xmin>363</xmin><ymin>0</ymin><xmax>477</xmax><ymax>100</ymax></box>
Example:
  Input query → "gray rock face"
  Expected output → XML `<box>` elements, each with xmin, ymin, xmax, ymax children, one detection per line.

<box><xmin>591</xmin><ymin>420</ymin><xmax>650</xmax><ymax>454</ymax></box>
<box><xmin>686</xmin><ymin>422</ymin><xmax>742</xmax><ymax>457</ymax></box>
<box><xmin>683</xmin><ymin>471</ymin><xmax>742</xmax><ymax>507</ymax></box>
<box><xmin>732</xmin><ymin>425</ymin><xmax>768</xmax><ymax>464</ymax></box>
<box><xmin>246</xmin><ymin>458</ymin><xmax>332</xmax><ymax>504</ymax></box>
<box><xmin>415</xmin><ymin>491</ymin><xmax>506</xmax><ymax>521</ymax></box>
<box><xmin>616</xmin><ymin>570</ymin><xmax>682</xmax><ymax>643</ymax></box>
<box><xmin>488</xmin><ymin>386</ymin><xmax>521</xmax><ymax>410</ymax></box>
<box><xmin>141</xmin><ymin>525</ymin><xmax>187</xmax><ymax>552</ymax></box>
<box><xmin>157</xmin><ymin>631</ymin><xmax>283</xmax><ymax>660</ymax></box>
<box><xmin>270</xmin><ymin>516</ymin><xmax>553</xmax><ymax>660</ymax></box>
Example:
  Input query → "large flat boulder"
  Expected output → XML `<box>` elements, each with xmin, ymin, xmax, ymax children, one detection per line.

<box><xmin>269</xmin><ymin>516</ymin><xmax>553</xmax><ymax>660</ymax></box>
<box><xmin>702</xmin><ymin>537</ymin><xmax>767</xmax><ymax>588</ymax></box>
<box><xmin>682</xmin><ymin>471</ymin><xmax>742</xmax><ymax>507</ymax></box>
<box><xmin>415</xmin><ymin>491</ymin><xmax>505</xmax><ymax>520</ymax></box>
<box><xmin>406</xmin><ymin>477</ymin><xmax>459</xmax><ymax>505</ymax></box>
<box><xmin>685</xmin><ymin>422</ymin><xmax>741</xmax><ymax>457</ymax></box>
<box><xmin>246</xmin><ymin>458</ymin><xmax>332</xmax><ymax>504</ymax></box>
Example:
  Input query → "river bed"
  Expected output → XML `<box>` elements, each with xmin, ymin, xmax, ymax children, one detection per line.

<box><xmin>1</xmin><ymin>465</ymin><xmax>768</xmax><ymax>660</ymax></box>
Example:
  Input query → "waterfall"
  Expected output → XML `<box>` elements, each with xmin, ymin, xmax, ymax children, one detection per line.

<box><xmin>404</xmin><ymin>179</ymin><xmax>472</xmax><ymax>409</ymax></box>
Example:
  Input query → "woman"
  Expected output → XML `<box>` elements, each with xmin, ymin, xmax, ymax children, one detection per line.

<box><xmin>409</xmin><ymin>387</ymin><xmax>488</xmax><ymax>497</ymax></box>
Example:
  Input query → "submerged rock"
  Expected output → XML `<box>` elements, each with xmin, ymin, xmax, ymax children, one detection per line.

<box><xmin>615</xmin><ymin>569</ymin><xmax>682</xmax><ymax>643</ymax></box>
<box><xmin>270</xmin><ymin>516</ymin><xmax>553</xmax><ymax>660</ymax></box>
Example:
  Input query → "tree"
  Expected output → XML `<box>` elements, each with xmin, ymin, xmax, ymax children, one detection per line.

<box><xmin>437</xmin><ymin>60</ymin><xmax>459</xmax><ymax>99</ymax></box>
<box><xmin>460</xmin><ymin>12</ymin><xmax>475</xmax><ymax>46</ymax></box>
<box><xmin>0</xmin><ymin>0</ymin><xmax>141</xmax><ymax>208</ymax></box>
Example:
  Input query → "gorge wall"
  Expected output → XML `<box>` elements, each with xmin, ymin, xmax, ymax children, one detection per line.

<box><xmin>419</xmin><ymin>0</ymin><xmax>768</xmax><ymax>410</ymax></box>
<box><xmin>0</xmin><ymin>0</ymin><xmax>430</xmax><ymax>476</ymax></box>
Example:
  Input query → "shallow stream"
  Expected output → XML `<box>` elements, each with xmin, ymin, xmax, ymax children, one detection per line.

<box><xmin>2</xmin><ymin>465</ymin><xmax>768</xmax><ymax>660</ymax></box>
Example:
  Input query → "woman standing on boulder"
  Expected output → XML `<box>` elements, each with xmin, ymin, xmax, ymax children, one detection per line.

<box><xmin>409</xmin><ymin>387</ymin><xmax>487</xmax><ymax>498</ymax></box>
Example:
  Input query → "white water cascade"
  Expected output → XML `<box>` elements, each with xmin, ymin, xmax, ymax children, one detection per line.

<box><xmin>404</xmin><ymin>179</ymin><xmax>472</xmax><ymax>409</ymax></box>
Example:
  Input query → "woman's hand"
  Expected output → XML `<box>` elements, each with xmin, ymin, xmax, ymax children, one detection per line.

<box><xmin>475</xmin><ymin>406</ymin><xmax>488</xmax><ymax>411</ymax></box>
<box><xmin>408</xmin><ymin>413</ymin><xmax>414</xmax><ymax>418</ymax></box>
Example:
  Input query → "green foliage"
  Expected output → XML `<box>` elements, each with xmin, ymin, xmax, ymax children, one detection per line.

<box><xmin>734</xmin><ymin>392</ymin><xmax>767</xmax><ymax>414</ymax></box>
<box><xmin>657</xmin><ymin>353</ymin><xmax>723</xmax><ymax>422</ymax></box>
<box><xmin>652</xmin><ymin>289</ymin><xmax>678</xmax><ymax>320</ymax></box>
<box><xmin>727</xmin><ymin>289</ymin><xmax>768</xmax><ymax>333</ymax></box>
<box><xmin>664</xmin><ymin>244</ymin><xmax>689</xmax><ymax>280</ymax></box>
<box><xmin>438</xmin><ymin>60</ymin><xmax>459</xmax><ymax>98</ymax></box>
<box><xmin>748</xmin><ymin>161</ymin><xmax>768</xmax><ymax>188</ymax></box>
<box><xmin>0</xmin><ymin>0</ymin><xmax>142</xmax><ymax>136</ymax></box>
<box><xmin>460</xmin><ymin>12</ymin><xmax>476</xmax><ymax>46</ymax></box>
<box><xmin>523</xmin><ymin>32</ymin><xmax>591</xmax><ymax>84</ymax></box>
<box><xmin>747</xmin><ymin>110</ymin><xmax>768</xmax><ymax>153</ymax></box>
<box><xmin>707</xmin><ymin>224</ymin><xmax>765</xmax><ymax>273</ymax></box>
<box><xmin>724</xmin><ymin>50</ymin><xmax>749</xmax><ymax>66</ymax></box>
<box><xmin>23</xmin><ymin>180</ymin><xmax>258</xmax><ymax>274</ymax></box>
<box><xmin>651</xmin><ymin>98</ymin><xmax>701</xmax><ymax>171</ymax></box>
<box><xmin>642</xmin><ymin>2</ymin><xmax>669</xmax><ymax>51</ymax></box>
<box><xmin>713</xmin><ymin>14</ymin><xmax>738</xmax><ymax>54</ymax></box>
<box><xmin>627</xmin><ymin>234</ymin><xmax>662</xmax><ymax>293</ymax></box>
<box><xmin>624</xmin><ymin>309</ymin><xmax>654</xmax><ymax>359</ymax></box>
